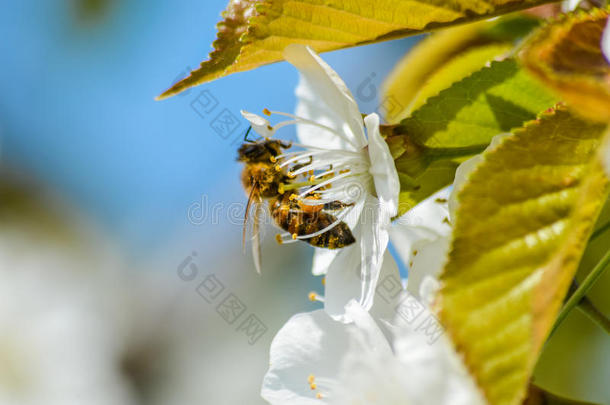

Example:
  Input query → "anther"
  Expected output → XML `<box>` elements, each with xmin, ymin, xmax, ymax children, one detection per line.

<box><xmin>263</xmin><ymin>108</ymin><xmax>271</xmax><ymax>116</ymax></box>
<box><xmin>288</xmin><ymin>171</ymin><xmax>296</xmax><ymax>178</ymax></box>
<box><xmin>278</xmin><ymin>184</ymin><xmax>285</xmax><ymax>194</ymax></box>
<box><xmin>291</xmin><ymin>233</ymin><xmax>298</xmax><ymax>240</ymax></box>
<box><xmin>270</xmin><ymin>156</ymin><xmax>277</xmax><ymax>163</ymax></box>
<box><xmin>308</xmin><ymin>291</ymin><xmax>324</xmax><ymax>302</ymax></box>
<box><xmin>308</xmin><ymin>375</ymin><xmax>315</xmax><ymax>384</ymax></box>
<box><xmin>289</xmin><ymin>194</ymin><xmax>298</xmax><ymax>201</ymax></box>
<box><xmin>275</xmin><ymin>164</ymin><xmax>281</xmax><ymax>172</ymax></box>
<box><xmin>309</xmin><ymin>175</ymin><xmax>316</xmax><ymax>183</ymax></box>
<box><xmin>321</xmin><ymin>277</ymin><xmax>326</xmax><ymax>286</ymax></box>
<box><xmin>310</xmin><ymin>383</ymin><xmax>317</xmax><ymax>390</ymax></box>
<box><xmin>275</xmin><ymin>234</ymin><xmax>283</xmax><ymax>245</ymax></box>
<box><xmin>316</xmin><ymin>393</ymin><xmax>323</xmax><ymax>399</ymax></box>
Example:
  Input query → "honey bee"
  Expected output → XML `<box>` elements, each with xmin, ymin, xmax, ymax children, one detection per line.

<box><xmin>238</xmin><ymin>129</ymin><xmax>356</xmax><ymax>273</ymax></box>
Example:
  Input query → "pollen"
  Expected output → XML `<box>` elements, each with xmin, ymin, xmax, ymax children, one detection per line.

<box><xmin>263</xmin><ymin>108</ymin><xmax>271</xmax><ymax>116</ymax></box>
<box><xmin>309</xmin><ymin>175</ymin><xmax>316</xmax><ymax>183</ymax></box>
<box><xmin>278</xmin><ymin>184</ymin><xmax>285</xmax><ymax>194</ymax></box>
<box><xmin>291</xmin><ymin>233</ymin><xmax>298</xmax><ymax>240</ymax></box>
<box><xmin>275</xmin><ymin>234</ymin><xmax>283</xmax><ymax>245</ymax></box>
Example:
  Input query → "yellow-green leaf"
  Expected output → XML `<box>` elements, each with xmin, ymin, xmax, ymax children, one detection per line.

<box><xmin>159</xmin><ymin>0</ymin><xmax>558</xmax><ymax>99</ymax></box>
<box><xmin>385</xmin><ymin>59</ymin><xmax>557</xmax><ymax>215</ymax></box>
<box><xmin>382</xmin><ymin>15</ymin><xmax>541</xmax><ymax>122</ymax></box>
<box><xmin>438</xmin><ymin>107</ymin><xmax>609</xmax><ymax>405</ymax></box>
<box><xmin>520</xmin><ymin>9</ymin><xmax>610</xmax><ymax>122</ymax></box>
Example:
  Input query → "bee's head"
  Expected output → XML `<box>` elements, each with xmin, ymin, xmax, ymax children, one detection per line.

<box><xmin>237</xmin><ymin>139</ymin><xmax>291</xmax><ymax>163</ymax></box>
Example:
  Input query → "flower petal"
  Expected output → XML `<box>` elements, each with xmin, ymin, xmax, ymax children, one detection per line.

<box><xmin>449</xmin><ymin>134</ymin><xmax>509</xmax><ymax>220</ymax></box>
<box><xmin>389</xmin><ymin>187</ymin><xmax>451</xmax><ymax>276</ymax></box>
<box><xmin>392</xmin><ymin>311</ymin><xmax>486</xmax><ymax>405</ymax></box>
<box><xmin>406</xmin><ymin>236</ymin><xmax>450</xmax><ymax>302</ymax></box>
<box><xmin>295</xmin><ymin>77</ymin><xmax>353</xmax><ymax>151</ymax></box>
<box><xmin>240</xmin><ymin>110</ymin><xmax>274</xmax><ymax>138</ymax></box>
<box><xmin>359</xmin><ymin>195</ymin><xmax>391</xmax><ymax>312</ymax></box>
<box><xmin>311</xmin><ymin>248</ymin><xmax>340</xmax><ymax>276</ymax></box>
<box><xmin>365</xmin><ymin>113</ymin><xmax>400</xmax><ymax>218</ymax></box>
<box><xmin>284</xmin><ymin>45</ymin><xmax>366</xmax><ymax>150</ymax></box>
<box><xmin>323</xmin><ymin>242</ymin><xmax>363</xmax><ymax>321</ymax></box>
<box><xmin>261</xmin><ymin>310</ymin><xmax>349</xmax><ymax>404</ymax></box>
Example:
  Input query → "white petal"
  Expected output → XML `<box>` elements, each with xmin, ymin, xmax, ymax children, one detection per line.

<box><xmin>261</xmin><ymin>310</ymin><xmax>348</xmax><ymax>405</ymax></box>
<box><xmin>602</xmin><ymin>19</ymin><xmax>610</xmax><ymax>62</ymax></box>
<box><xmin>359</xmin><ymin>195</ymin><xmax>391</xmax><ymax>313</ymax></box>
<box><xmin>345</xmin><ymin>300</ymin><xmax>393</xmax><ymax>355</ymax></box>
<box><xmin>389</xmin><ymin>187</ymin><xmax>452</xmax><ymax>272</ymax></box>
<box><xmin>392</xmin><ymin>313</ymin><xmax>486</xmax><ymax>405</ymax></box>
<box><xmin>449</xmin><ymin>133</ymin><xmax>509</xmax><ymax>220</ymax></box>
<box><xmin>295</xmin><ymin>77</ymin><xmax>353</xmax><ymax>151</ymax></box>
<box><xmin>323</xmin><ymin>243</ymin><xmax>363</xmax><ymax>322</ymax></box>
<box><xmin>561</xmin><ymin>0</ymin><xmax>582</xmax><ymax>12</ymax></box>
<box><xmin>284</xmin><ymin>45</ymin><xmax>366</xmax><ymax>149</ymax></box>
<box><xmin>365</xmin><ymin>113</ymin><xmax>400</xmax><ymax>217</ymax></box>
<box><xmin>406</xmin><ymin>236</ymin><xmax>450</xmax><ymax>301</ymax></box>
<box><xmin>240</xmin><ymin>110</ymin><xmax>274</xmax><ymax>138</ymax></box>
<box><xmin>311</xmin><ymin>248</ymin><xmax>340</xmax><ymax>276</ymax></box>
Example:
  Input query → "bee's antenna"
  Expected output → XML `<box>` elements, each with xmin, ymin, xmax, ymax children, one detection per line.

<box><xmin>243</xmin><ymin>126</ymin><xmax>255</xmax><ymax>143</ymax></box>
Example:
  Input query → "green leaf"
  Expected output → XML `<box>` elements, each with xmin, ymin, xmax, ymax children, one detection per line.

<box><xmin>520</xmin><ymin>9</ymin><xmax>610</xmax><ymax>123</ymax></box>
<box><xmin>524</xmin><ymin>384</ymin><xmax>601</xmax><ymax>405</ymax></box>
<box><xmin>385</xmin><ymin>59</ymin><xmax>558</xmax><ymax>215</ymax></box>
<box><xmin>158</xmin><ymin>0</ymin><xmax>558</xmax><ymax>99</ymax></box>
<box><xmin>382</xmin><ymin>15</ymin><xmax>541</xmax><ymax>122</ymax></box>
<box><xmin>437</xmin><ymin>107</ymin><xmax>610</xmax><ymax>405</ymax></box>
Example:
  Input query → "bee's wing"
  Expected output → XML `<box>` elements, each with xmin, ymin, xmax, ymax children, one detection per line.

<box><xmin>243</xmin><ymin>183</ymin><xmax>259</xmax><ymax>252</ymax></box>
<box><xmin>252</xmin><ymin>200</ymin><xmax>264</xmax><ymax>274</ymax></box>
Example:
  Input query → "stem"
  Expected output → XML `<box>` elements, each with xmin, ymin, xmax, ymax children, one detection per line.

<box><xmin>579</xmin><ymin>298</ymin><xmax>610</xmax><ymax>335</ymax></box>
<box><xmin>425</xmin><ymin>144</ymin><xmax>488</xmax><ymax>161</ymax></box>
<box><xmin>549</xmin><ymin>249</ymin><xmax>610</xmax><ymax>338</ymax></box>
<box><xmin>590</xmin><ymin>220</ymin><xmax>610</xmax><ymax>243</ymax></box>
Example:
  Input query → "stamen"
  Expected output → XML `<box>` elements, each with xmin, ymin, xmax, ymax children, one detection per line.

<box><xmin>316</xmin><ymin>393</ymin><xmax>323</xmax><ymax>400</ymax></box>
<box><xmin>299</xmin><ymin>171</ymin><xmax>353</xmax><ymax>198</ymax></box>
<box><xmin>308</xmin><ymin>375</ymin><xmax>315</xmax><ymax>384</ymax></box>
<box><xmin>270</xmin><ymin>156</ymin><xmax>277</xmax><ymax>163</ymax></box>
<box><xmin>310</xmin><ymin>383</ymin><xmax>317</xmax><ymax>390</ymax></box>
<box><xmin>263</xmin><ymin>108</ymin><xmax>271</xmax><ymax>116</ymax></box>
<box><xmin>277</xmin><ymin>233</ymin><xmax>299</xmax><ymax>245</ymax></box>
<box><xmin>268</xmin><ymin>110</ymin><xmax>359</xmax><ymax>149</ymax></box>
<box><xmin>308</xmin><ymin>291</ymin><xmax>324</xmax><ymax>302</ymax></box>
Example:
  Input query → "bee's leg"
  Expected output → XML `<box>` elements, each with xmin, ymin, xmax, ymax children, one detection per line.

<box><xmin>243</xmin><ymin>126</ymin><xmax>256</xmax><ymax>143</ymax></box>
<box><xmin>323</xmin><ymin>201</ymin><xmax>355</xmax><ymax>211</ymax></box>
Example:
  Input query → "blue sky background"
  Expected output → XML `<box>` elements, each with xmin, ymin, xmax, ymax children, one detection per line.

<box><xmin>0</xmin><ymin>0</ymin><xmax>418</xmax><ymax>259</ymax></box>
